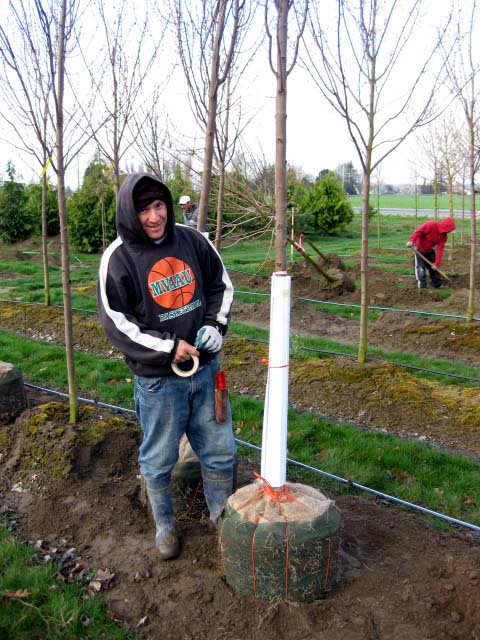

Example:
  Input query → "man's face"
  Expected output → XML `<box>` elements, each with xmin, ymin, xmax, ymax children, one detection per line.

<box><xmin>137</xmin><ymin>200</ymin><xmax>167</xmax><ymax>240</ymax></box>
<box><xmin>180</xmin><ymin>202</ymin><xmax>192</xmax><ymax>213</ymax></box>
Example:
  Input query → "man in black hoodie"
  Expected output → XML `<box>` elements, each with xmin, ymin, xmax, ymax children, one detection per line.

<box><xmin>97</xmin><ymin>174</ymin><xmax>236</xmax><ymax>559</ymax></box>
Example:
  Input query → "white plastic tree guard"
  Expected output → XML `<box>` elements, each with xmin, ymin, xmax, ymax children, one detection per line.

<box><xmin>260</xmin><ymin>272</ymin><xmax>291</xmax><ymax>488</ymax></box>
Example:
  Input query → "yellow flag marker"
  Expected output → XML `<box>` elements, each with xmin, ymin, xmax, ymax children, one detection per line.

<box><xmin>40</xmin><ymin>156</ymin><xmax>52</xmax><ymax>177</ymax></box>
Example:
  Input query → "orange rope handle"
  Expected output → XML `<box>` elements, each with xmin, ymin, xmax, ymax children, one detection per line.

<box><xmin>236</xmin><ymin>473</ymin><xmax>318</xmax><ymax>519</ymax></box>
<box><xmin>253</xmin><ymin>472</ymin><xmax>297</xmax><ymax>503</ymax></box>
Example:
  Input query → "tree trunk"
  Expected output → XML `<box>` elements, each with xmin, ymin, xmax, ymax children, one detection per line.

<box><xmin>414</xmin><ymin>179</ymin><xmax>418</xmax><ymax>227</ymax></box>
<box><xmin>376</xmin><ymin>180</ymin><xmax>380</xmax><ymax>249</ymax></box>
<box><xmin>41</xmin><ymin>171</ymin><xmax>51</xmax><ymax>306</ymax></box>
<box><xmin>358</xmin><ymin>168</ymin><xmax>371</xmax><ymax>363</ymax></box>
<box><xmin>447</xmin><ymin>170</ymin><xmax>454</xmax><ymax>262</ymax></box>
<box><xmin>113</xmin><ymin>65</ymin><xmax>120</xmax><ymax>196</ymax></box>
<box><xmin>274</xmin><ymin>0</ymin><xmax>288</xmax><ymax>273</ymax></box>
<box><xmin>215</xmin><ymin>162</ymin><xmax>225</xmax><ymax>251</ymax></box>
<box><xmin>461</xmin><ymin>168</ymin><xmax>465</xmax><ymax>246</ymax></box>
<box><xmin>214</xmin><ymin>75</ymin><xmax>232</xmax><ymax>252</ymax></box>
<box><xmin>466</xmin><ymin>117</ymin><xmax>477</xmax><ymax>322</ymax></box>
<box><xmin>101</xmin><ymin>197</ymin><xmax>106</xmax><ymax>251</ymax></box>
<box><xmin>357</xmin><ymin>17</ymin><xmax>376</xmax><ymax>364</ymax></box>
<box><xmin>56</xmin><ymin>0</ymin><xmax>78</xmax><ymax>424</ymax></box>
<box><xmin>197</xmin><ymin>0</ymin><xmax>227</xmax><ymax>233</ymax></box>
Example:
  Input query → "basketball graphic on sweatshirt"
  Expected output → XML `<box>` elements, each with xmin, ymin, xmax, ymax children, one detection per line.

<box><xmin>147</xmin><ymin>257</ymin><xmax>196</xmax><ymax>309</ymax></box>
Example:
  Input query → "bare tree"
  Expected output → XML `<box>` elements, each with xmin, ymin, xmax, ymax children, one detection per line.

<box><xmin>212</xmin><ymin>67</ymin><xmax>257</xmax><ymax>250</ymax></box>
<box><xmin>0</xmin><ymin>3</ymin><xmax>55</xmax><ymax>306</ymax></box>
<box><xmin>436</xmin><ymin>113</ymin><xmax>465</xmax><ymax>261</ymax></box>
<box><xmin>79</xmin><ymin>0</ymin><xmax>165</xmax><ymax>194</ymax></box>
<box><xmin>265</xmin><ymin>0</ymin><xmax>308</xmax><ymax>271</ymax></box>
<box><xmin>1</xmin><ymin>0</ymin><xmax>88</xmax><ymax>423</ymax></box>
<box><xmin>211</xmin><ymin>21</ymin><xmax>263</xmax><ymax>251</ymax></box>
<box><xmin>305</xmin><ymin>0</ymin><xmax>451</xmax><ymax>363</ymax></box>
<box><xmin>129</xmin><ymin>97</ymin><xmax>175</xmax><ymax>179</ymax></box>
<box><xmin>443</xmin><ymin>0</ymin><xmax>480</xmax><ymax>322</ymax></box>
<box><xmin>42</xmin><ymin>0</ymin><xmax>81</xmax><ymax>422</ymax></box>
<box><xmin>174</xmin><ymin>0</ymin><xmax>252</xmax><ymax>233</ymax></box>
<box><xmin>373</xmin><ymin>166</ymin><xmax>381</xmax><ymax>249</ymax></box>
<box><xmin>417</xmin><ymin>126</ymin><xmax>443</xmax><ymax>220</ymax></box>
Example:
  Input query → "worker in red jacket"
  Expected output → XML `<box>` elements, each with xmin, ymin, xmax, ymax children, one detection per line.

<box><xmin>406</xmin><ymin>217</ymin><xmax>456</xmax><ymax>288</ymax></box>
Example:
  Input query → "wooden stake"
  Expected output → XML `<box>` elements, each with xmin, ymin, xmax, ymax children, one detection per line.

<box><xmin>411</xmin><ymin>247</ymin><xmax>451</xmax><ymax>282</ymax></box>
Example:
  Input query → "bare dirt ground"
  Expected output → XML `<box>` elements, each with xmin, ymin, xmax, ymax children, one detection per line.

<box><xmin>0</xmin><ymin>243</ymin><xmax>479</xmax><ymax>639</ymax></box>
<box><xmin>1</xmin><ymin>395</ymin><xmax>479</xmax><ymax>640</ymax></box>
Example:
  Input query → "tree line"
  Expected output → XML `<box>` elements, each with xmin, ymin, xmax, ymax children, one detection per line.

<box><xmin>1</xmin><ymin>154</ymin><xmax>358</xmax><ymax>250</ymax></box>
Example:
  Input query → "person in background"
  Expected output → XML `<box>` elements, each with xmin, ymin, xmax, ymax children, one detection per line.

<box><xmin>98</xmin><ymin>174</ymin><xmax>236</xmax><ymax>560</ymax></box>
<box><xmin>406</xmin><ymin>216</ymin><xmax>456</xmax><ymax>288</ymax></box>
<box><xmin>178</xmin><ymin>194</ymin><xmax>208</xmax><ymax>233</ymax></box>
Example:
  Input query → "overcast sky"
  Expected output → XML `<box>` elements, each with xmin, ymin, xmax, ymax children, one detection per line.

<box><xmin>0</xmin><ymin>0</ymin><xmax>471</xmax><ymax>189</ymax></box>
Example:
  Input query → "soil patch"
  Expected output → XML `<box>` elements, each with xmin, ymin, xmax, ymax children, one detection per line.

<box><xmin>1</xmin><ymin>395</ymin><xmax>479</xmax><ymax>640</ymax></box>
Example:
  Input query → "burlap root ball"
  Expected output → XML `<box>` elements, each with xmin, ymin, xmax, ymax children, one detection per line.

<box><xmin>219</xmin><ymin>480</ymin><xmax>342</xmax><ymax>603</ymax></box>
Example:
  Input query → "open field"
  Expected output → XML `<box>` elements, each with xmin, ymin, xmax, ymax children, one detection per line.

<box><xmin>0</xmin><ymin>220</ymin><xmax>479</xmax><ymax>639</ymax></box>
<box><xmin>347</xmin><ymin>193</ymin><xmax>474</xmax><ymax>211</ymax></box>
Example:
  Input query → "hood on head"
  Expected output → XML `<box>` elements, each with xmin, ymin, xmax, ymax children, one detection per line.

<box><xmin>438</xmin><ymin>217</ymin><xmax>456</xmax><ymax>233</ymax></box>
<box><xmin>115</xmin><ymin>173</ymin><xmax>174</xmax><ymax>245</ymax></box>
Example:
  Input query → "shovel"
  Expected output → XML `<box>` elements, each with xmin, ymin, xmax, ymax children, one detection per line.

<box><xmin>410</xmin><ymin>247</ymin><xmax>451</xmax><ymax>283</ymax></box>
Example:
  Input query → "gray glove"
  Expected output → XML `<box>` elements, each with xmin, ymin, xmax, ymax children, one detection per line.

<box><xmin>406</xmin><ymin>241</ymin><xmax>416</xmax><ymax>249</ymax></box>
<box><xmin>194</xmin><ymin>326</ymin><xmax>223</xmax><ymax>352</ymax></box>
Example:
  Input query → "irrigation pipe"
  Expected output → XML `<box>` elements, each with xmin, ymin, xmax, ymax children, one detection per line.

<box><xmin>234</xmin><ymin>290</ymin><xmax>480</xmax><ymax>321</ymax></box>
<box><xmin>3</xmin><ymin>291</ymin><xmax>480</xmax><ymax>321</ymax></box>
<box><xmin>296</xmin><ymin>297</ymin><xmax>480</xmax><ymax>321</ymax></box>
<box><xmin>23</xmin><ymin>382</ymin><xmax>480</xmax><ymax>534</ymax></box>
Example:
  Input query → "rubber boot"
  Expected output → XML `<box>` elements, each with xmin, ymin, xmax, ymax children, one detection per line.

<box><xmin>145</xmin><ymin>479</ymin><xmax>180</xmax><ymax>560</ymax></box>
<box><xmin>202</xmin><ymin>467</ymin><xmax>234</xmax><ymax>527</ymax></box>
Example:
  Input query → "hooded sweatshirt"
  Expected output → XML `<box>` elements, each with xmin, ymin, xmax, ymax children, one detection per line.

<box><xmin>409</xmin><ymin>217</ymin><xmax>456</xmax><ymax>267</ymax></box>
<box><xmin>97</xmin><ymin>174</ymin><xmax>234</xmax><ymax>377</ymax></box>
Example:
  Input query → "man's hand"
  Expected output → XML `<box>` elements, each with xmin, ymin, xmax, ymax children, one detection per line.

<box><xmin>173</xmin><ymin>340</ymin><xmax>199</xmax><ymax>364</ymax></box>
<box><xmin>194</xmin><ymin>326</ymin><xmax>223</xmax><ymax>353</ymax></box>
<box><xmin>406</xmin><ymin>241</ymin><xmax>415</xmax><ymax>249</ymax></box>
<box><xmin>431</xmin><ymin>264</ymin><xmax>438</xmax><ymax>270</ymax></box>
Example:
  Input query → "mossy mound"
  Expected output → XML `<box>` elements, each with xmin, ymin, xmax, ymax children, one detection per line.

<box><xmin>221</xmin><ymin>340</ymin><xmax>480</xmax><ymax>455</ymax></box>
<box><xmin>2</xmin><ymin>401</ymin><xmax>140</xmax><ymax>480</ymax></box>
<box><xmin>406</xmin><ymin>319</ymin><xmax>480</xmax><ymax>350</ymax></box>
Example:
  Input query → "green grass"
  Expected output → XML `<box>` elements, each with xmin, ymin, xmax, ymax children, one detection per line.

<box><xmin>0</xmin><ymin>257</ymin><xmax>99</xmax><ymax>310</ymax></box>
<box><xmin>348</xmin><ymin>193</ymin><xmax>468</xmax><ymax>210</ymax></box>
<box><xmin>0</xmin><ymin>524</ymin><xmax>134</xmax><ymax>640</ymax></box>
<box><xmin>1</xmin><ymin>328</ymin><xmax>478</xmax><ymax>528</ymax></box>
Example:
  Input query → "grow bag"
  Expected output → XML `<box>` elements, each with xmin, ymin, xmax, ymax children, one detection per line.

<box><xmin>219</xmin><ymin>478</ymin><xmax>342</xmax><ymax>603</ymax></box>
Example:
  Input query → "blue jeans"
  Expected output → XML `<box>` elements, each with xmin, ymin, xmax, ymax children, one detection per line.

<box><xmin>134</xmin><ymin>357</ymin><xmax>236</xmax><ymax>537</ymax></box>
